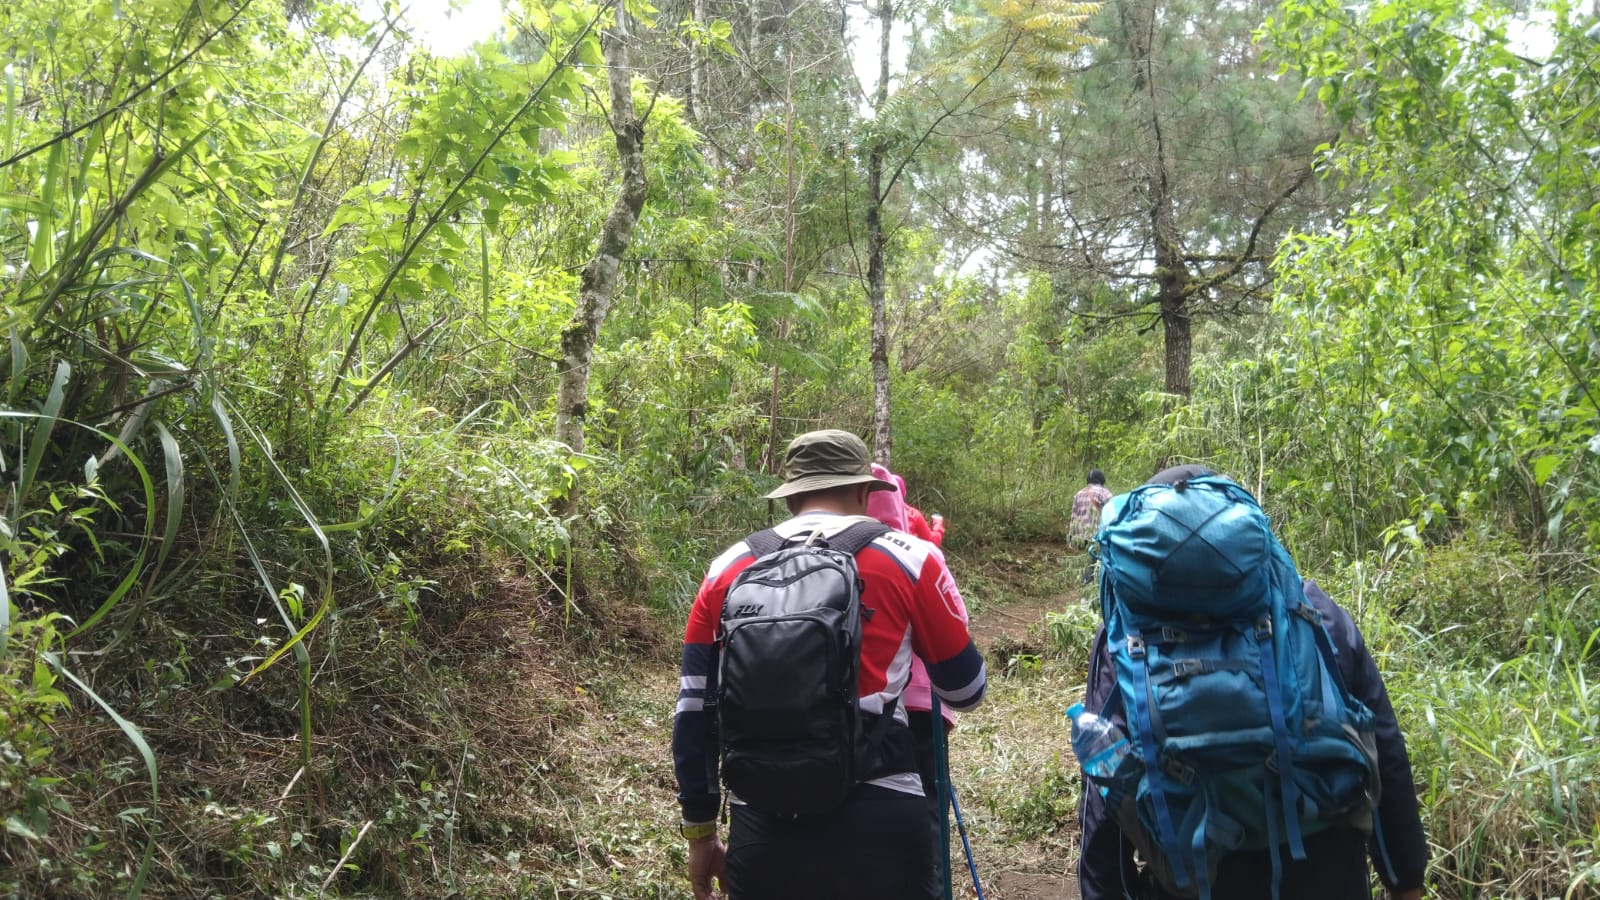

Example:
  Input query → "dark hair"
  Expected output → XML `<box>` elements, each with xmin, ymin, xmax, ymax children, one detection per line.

<box><xmin>1087</xmin><ymin>469</ymin><xmax>1106</xmax><ymax>486</ymax></box>
<box><xmin>1145</xmin><ymin>463</ymin><xmax>1217</xmax><ymax>486</ymax></box>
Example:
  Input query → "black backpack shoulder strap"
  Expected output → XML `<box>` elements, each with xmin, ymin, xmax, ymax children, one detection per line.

<box><xmin>825</xmin><ymin>520</ymin><xmax>891</xmax><ymax>557</ymax></box>
<box><xmin>744</xmin><ymin>528</ymin><xmax>786</xmax><ymax>558</ymax></box>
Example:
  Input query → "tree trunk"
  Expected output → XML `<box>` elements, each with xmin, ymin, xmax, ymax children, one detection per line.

<box><xmin>1152</xmin><ymin>176</ymin><xmax>1193</xmax><ymax>399</ymax></box>
<box><xmin>687</xmin><ymin>0</ymin><xmax>708</xmax><ymax>163</ymax></box>
<box><xmin>555</xmin><ymin>9</ymin><xmax>648</xmax><ymax>454</ymax></box>
<box><xmin>1137</xmin><ymin>1</ymin><xmax>1193</xmax><ymax>402</ymax></box>
<box><xmin>867</xmin><ymin>0</ymin><xmax>893</xmax><ymax>466</ymax></box>
<box><xmin>1160</xmin><ymin>284</ymin><xmax>1192</xmax><ymax>397</ymax></box>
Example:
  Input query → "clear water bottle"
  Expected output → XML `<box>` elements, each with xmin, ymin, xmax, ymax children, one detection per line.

<box><xmin>1067</xmin><ymin>702</ymin><xmax>1133</xmax><ymax>798</ymax></box>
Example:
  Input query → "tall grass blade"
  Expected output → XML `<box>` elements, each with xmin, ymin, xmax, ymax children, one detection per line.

<box><xmin>208</xmin><ymin>392</ymin><xmax>240</xmax><ymax>503</ymax></box>
<box><xmin>19</xmin><ymin>360</ymin><xmax>70</xmax><ymax>503</ymax></box>
<box><xmin>233</xmin><ymin>407</ymin><xmax>332</xmax><ymax>680</ymax></box>
<box><xmin>102</xmin><ymin>416</ymin><xmax>187</xmax><ymax>645</ymax></box>
<box><xmin>223</xmin><ymin>493</ymin><xmax>316</xmax><ymax>772</ymax></box>
<box><xmin>72</xmin><ymin>122</ymin><xmax>106</xmax><ymax>204</ymax></box>
<box><xmin>27</xmin><ymin>142</ymin><xmax>63</xmax><ymax>277</ymax></box>
<box><xmin>2</xmin><ymin>61</ymin><xmax>15</xmax><ymax>160</ymax></box>
<box><xmin>42</xmin><ymin>651</ymin><xmax>158</xmax><ymax>899</ymax></box>
<box><xmin>150</xmin><ymin>420</ymin><xmax>184</xmax><ymax>577</ymax></box>
<box><xmin>6</xmin><ymin>327</ymin><xmax>25</xmax><ymax>398</ymax></box>
<box><xmin>0</xmin><ymin>192</ymin><xmax>47</xmax><ymax>216</ymax></box>
<box><xmin>222</xmin><ymin>399</ymin><xmax>329</xmax><ymax>774</ymax></box>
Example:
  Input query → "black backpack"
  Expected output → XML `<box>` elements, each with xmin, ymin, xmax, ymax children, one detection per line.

<box><xmin>713</xmin><ymin>520</ymin><xmax>890</xmax><ymax>817</ymax></box>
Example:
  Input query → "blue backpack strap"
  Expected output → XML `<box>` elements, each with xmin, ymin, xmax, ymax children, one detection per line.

<box><xmin>1191</xmin><ymin>816</ymin><xmax>1211</xmax><ymax>900</ymax></box>
<box><xmin>1371</xmin><ymin>807</ymin><xmax>1399</xmax><ymax>885</ymax></box>
<box><xmin>1126</xmin><ymin>628</ymin><xmax>1193</xmax><ymax>892</ymax></box>
<box><xmin>1293</xmin><ymin>599</ymin><xmax>1352</xmax><ymax>729</ymax></box>
<box><xmin>1263</xmin><ymin>776</ymin><xmax>1284</xmax><ymax>900</ymax></box>
<box><xmin>1254</xmin><ymin>613</ymin><xmax>1307</xmax><ymax>862</ymax></box>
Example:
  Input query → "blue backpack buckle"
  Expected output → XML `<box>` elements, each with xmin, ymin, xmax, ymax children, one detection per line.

<box><xmin>1127</xmin><ymin>633</ymin><xmax>1147</xmax><ymax>658</ymax></box>
<box><xmin>1255</xmin><ymin>616</ymin><xmax>1273</xmax><ymax>640</ymax></box>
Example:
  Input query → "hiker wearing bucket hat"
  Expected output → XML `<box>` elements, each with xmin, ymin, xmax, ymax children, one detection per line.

<box><xmin>673</xmin><ymin>429</ymin><xmax>987</xmax><ymax>900</ymax></box>
<box><xmin>759</xmin><ymin>428</ymin><xmax>900</xmax><ymax>498</ymax></box>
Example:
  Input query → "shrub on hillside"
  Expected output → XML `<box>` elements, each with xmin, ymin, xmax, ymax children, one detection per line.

<box><xmin>1367</xmin><ymin>530</ymin><xmax>1589</xmax><ymax>666</ymax></box>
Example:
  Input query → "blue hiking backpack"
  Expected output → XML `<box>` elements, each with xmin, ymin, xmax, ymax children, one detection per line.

<box><xmin>1092</xmin><ymin>474</ymin><xmax>1382</xmax><ymax>900</ymax></box>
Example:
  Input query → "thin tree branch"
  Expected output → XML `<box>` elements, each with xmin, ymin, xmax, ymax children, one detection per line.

<box><xmin>324</xmin><ymin>4</ymin><xmax>609</xmax><ymax>409</ymax></box>
<box><xmin>0</xmin><ymin>0</ymin><xmax>257</xmax><ymax>170</ymax></box>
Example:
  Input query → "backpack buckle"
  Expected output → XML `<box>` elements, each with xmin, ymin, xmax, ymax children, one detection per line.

<box><xmin>1162</xmin><ymin>756</ymin><xmax>1197</xmax><ymax>785</ymax></box>
<box><xmin>1172</xmin><ymin>659</ymin><xmax>1205</xmax><ymax>679</ymax></box>
<box><xmin>1126</xmin><ymin>633</ymin><xmax>1146</xmax><ymax>658</ymax></box>
<box><xmin>1160</xmin><ymin>626</ymin><xmax>1190</xmax><ymax>643</ymax></box>
<box><xmin>1255</xmin><ymin>616</ymin><xmax>1273</xmax><ymax>640</ymax></box>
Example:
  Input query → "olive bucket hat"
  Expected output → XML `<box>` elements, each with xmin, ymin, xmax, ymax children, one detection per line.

<box><xmin>763</xmin><ymin>429</ymin><xmax>898</xmax><ymax>499</ymax></box>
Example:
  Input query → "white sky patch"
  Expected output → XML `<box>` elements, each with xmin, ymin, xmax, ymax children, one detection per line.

<box><xmin>843</xmin><ymin>2</ymin><xmax>910</xmax><ymax>118</ymax></box>
<box><xmin>363</xmin><ymin>0</ymin><xmax>504</xmax><ymax>56</ymax></box>
<box><xmin>1504</xmin><ymin>9</ymin><xmax>1557</xmax><ymax>60</ymax></box>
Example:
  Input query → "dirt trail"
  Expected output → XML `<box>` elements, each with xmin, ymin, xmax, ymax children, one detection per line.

<box><xmin>968</xmin><ymin>591</ymin><xmax>1079</xmax><ymax>654</ymax></box>
<box><xmin>869</xmin><ymin>538</ymin><xmax>1095</xmax><ymax>900</ymax></box>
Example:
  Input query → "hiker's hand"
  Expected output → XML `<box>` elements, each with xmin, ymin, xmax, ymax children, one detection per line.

<box><xmin>1387</xmin><ymin>889</ymin><xmax>1422</xmax><ymax>900</ymax></box>
<box><xmin>687</xmin><ymin>835</ymin><xmax>726</xmax><ymax>900</ymax></box>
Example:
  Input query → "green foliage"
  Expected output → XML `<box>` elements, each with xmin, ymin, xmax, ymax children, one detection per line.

<box><xmin>1320</xmin><ymin>547</ymin><xmax>1600</xmax><ymax>899</ymax></box>
<box><xmin>1371</xmin><ymin>531</ymin><xmax>1571</xmax><ymax>666</ymax></box>
<box><xmin>1046</xmin><ymin>601</ymin><xmax>1101</xmax><ymax>671</ymax></box>
<box><xmin>0</xmin><ymin>615</ymin><xmax>70</xmax><ymax>846</ymax></box>
<box><xmin>1262</xmin><ymin>0</ymin><xmax>1600</xmax><ymax>554</ymax></box>
<box><xmin>1001</xmin><ymin>757</ymin><xmax>1080</xmax><ymax>840</ymax></box>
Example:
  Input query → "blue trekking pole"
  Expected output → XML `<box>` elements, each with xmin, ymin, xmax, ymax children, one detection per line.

<box><xmin>950</xmin><ymin>780</ymin><xmax>987</xmax><ymax>900</ymax></box>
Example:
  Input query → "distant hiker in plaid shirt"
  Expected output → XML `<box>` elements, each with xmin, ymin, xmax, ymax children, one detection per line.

<box><xmin>1070</xmin><ymin>469</ymin><xmax>1112</xmax><ymax>584</ymax></box>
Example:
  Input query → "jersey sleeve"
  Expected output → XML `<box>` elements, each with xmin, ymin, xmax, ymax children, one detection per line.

<box><xmin>906</xmin><ymin>551</ymin><xmax>986</xmax><ymax>711</ymax></box>
<box><xmin>671</xmin><ymin>550</ymin><xmax>751</xmax><ymax>823</ymax></box>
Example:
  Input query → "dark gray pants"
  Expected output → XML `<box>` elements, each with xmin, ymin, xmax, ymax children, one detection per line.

<box><xmin>726</xmin><ymin>783</ymin><xmax>937</xmax><ymax>900</ymax></box>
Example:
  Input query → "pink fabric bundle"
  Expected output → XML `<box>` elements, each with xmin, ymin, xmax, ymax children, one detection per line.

<box><xmin>865</xmin><ymin>464</ymin><xmax>965</xmax><ymax>725</ymax></box>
